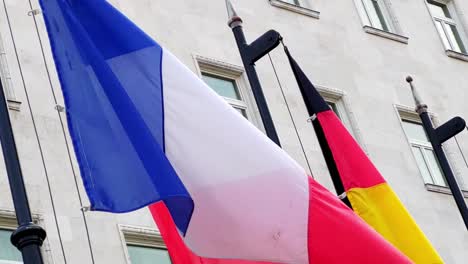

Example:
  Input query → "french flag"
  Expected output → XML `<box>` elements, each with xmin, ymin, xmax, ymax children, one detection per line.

<box><xmin>39</xmin><ymin>0</ymin><xmax>412</xmax><ymax>263</ymax></box>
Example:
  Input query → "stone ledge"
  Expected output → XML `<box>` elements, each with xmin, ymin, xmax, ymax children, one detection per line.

<box><xmin>119</xmin><ymin>224</ymin><xmax>165</xmax><ymax>248</ymax></box>
<box><xmin>0</xmin><ymin>209</ymin><xmax>42</xmax><ymax>228</ymax></box>
<box><xmin>194</xmin><ymin>54</ymin><xmax>244</xmax><ymax>76</ymax></box>
<box><xmin>446</xmin><ymin>50</ymin><xmax>468</xmax><ymax>62</ymax></box>
<box><xmin>425</xmin><ymin>183</ymin><xmax>468</xmax><ymax>198</ymax></box>
<box><xmin>269</xmin><ymin>0</ymin><xmax>320</xmax><ymax>19</ymax></box>
<box><xmin>7</xmin><ymin>99</ymin><xmax>21</xmax><ymax>111</ymax></box>
<box><xmin>363</xmin><ymin>25</ymin><xmax>409</xmax><ymax>44</ymax></box>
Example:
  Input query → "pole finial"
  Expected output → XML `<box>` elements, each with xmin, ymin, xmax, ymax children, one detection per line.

<box><xmin>406</xmin><ymin>76</ymin><xmax>428</xmax><ymax>114</ymax></box>
<box><xmin>225</xmin><ymin>0</ymin><xmax>243</xmax><ymax>28</ymax></box>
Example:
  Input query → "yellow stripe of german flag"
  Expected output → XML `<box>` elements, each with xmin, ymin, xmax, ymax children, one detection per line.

<box><xmin>348</xmin><ymin>183</ymin><xmax>443</xmax><ymax>264</ymax></box>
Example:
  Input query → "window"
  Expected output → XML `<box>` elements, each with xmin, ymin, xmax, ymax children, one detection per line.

<box><xmin>361</xmin><ymin>0</ymin><xmax>391</xmax><ymax>31</ymax></box>
<box><xmin>120</xmin><ymin>225</ymin><xmax>172</xmax><ymax>264</ymax></box>
<box><xmin>0</xmin><ymin>229</ymin><xmax>22</xmax><ymax>264</ymax></box>
<box><xmin>357</xmin><ymin>0</ymin><xmax>395</xmax><ymax>32</ymax></box>
<box><xmin>201</xmin><ymin>73</ymin><xmax>247</xmax><ymax>118</ymax></box>
<box><xmin>354</xmin><ymin>0</ymin><xmax>408</xmax><ymax>43</ymax></box>
<box><xmin>0</xmin><ymin>212</ymin><xmax>48</xmax><ymax>264</ymax></box>
<box><xmin>127</xmin><ymin>245</ymin><xmax>171</xmax><ymax>264</ymax></box>
<box><xmin>327</xmin><ymin>102</ymin><xmax>341</xmax><ymax>119</ymax></box>
<box><xmin>427</xmin><ymin>0</ymin><xmax>467</xmax><ymax>54</ymax></box>
<box><xmin>194</xmin><ymin>55</ymin><xmax>263</xmax><ymax>128</ymax></box>
<box><xmin>401</xmin><ymin>120</ymin><xmax>447</xmax><ymax>187</ymax></box>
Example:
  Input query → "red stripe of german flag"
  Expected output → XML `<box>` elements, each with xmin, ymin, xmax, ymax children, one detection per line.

<box><xmin>285</xmin><ymin>47</ymin><xmax>443</xmax><ymax>263</ymax></box>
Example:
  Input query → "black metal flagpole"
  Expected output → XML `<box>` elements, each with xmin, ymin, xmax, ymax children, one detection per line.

<box><xmin>0</xmin><ymin>78</ymin><xmax>46</xmax><ymax>262</ymax></box>
<box><xmin>226</xmin><ymin>0</ymin><xmax>282</xmax><ymax>147</ymax></box>
<box><xmin>407</xmin><ymin>76</ymin><xmax>468</xmax><ymax>230</ymax></box>
<box><xmin>225</xmin><ymin>1</ymin><xmax>352</xmax><ymax>206</ymax></box>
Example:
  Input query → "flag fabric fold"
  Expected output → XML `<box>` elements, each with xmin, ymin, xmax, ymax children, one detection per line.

<box><xmin>285</xmin><ymin>47</ymin><xmax>443</xmax><ymax>264</ymax></box>
<box><xmin>149</xmin><ymin>203</ymin><xmax>274</xmax><ymax>264</ymax></box>
<box><xmin>41</xmin><ymin>0</ymin><xmax>413</xmax><ymax>262</ymax></box>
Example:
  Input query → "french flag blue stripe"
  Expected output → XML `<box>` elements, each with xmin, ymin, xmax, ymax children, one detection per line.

<box><xmin>40</xmin><ymin>0</ymin><xmax>193</xmax><ymax>233</ymax></box>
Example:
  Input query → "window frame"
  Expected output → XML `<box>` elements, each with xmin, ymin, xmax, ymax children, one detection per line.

<box><xmin>119</xmin><ymin>225</ymin><xmax>171</xmax><ymax>264</ymax></box>
<box><xmin>425</xmin><ymin>0</ymin><xmax>468</xmax><ymax>55</ymax></box>
<box><xmin>360</xmin><ymin>0</ymin><xmax>394</xmax><ymax>32</ymax></box>
<box><xmin>193</xmin><ymin>55</ymin><xmax>264</xmax><ymax>130</ymax></box>
<box><xmin>397</xmin><ymin>107</ymin><xmax>449</xmax><ymax>187</ymax></box>
<box><xmin>402</xmin><ymin>119</ymin><xmax>448</xmax><ymax>186</ymax></box>
<box><xmin>200</xmin><ymin>72</ymin><xmax>247</xmax><ymax>117</ymax></box>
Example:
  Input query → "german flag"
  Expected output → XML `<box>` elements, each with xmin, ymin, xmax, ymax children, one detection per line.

<box><xmin>285</xmin><ymin>47</ymin><xmax>443</xmax><ymax>264</ymax></box>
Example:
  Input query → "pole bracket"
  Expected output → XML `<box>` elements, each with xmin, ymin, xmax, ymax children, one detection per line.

<box><xmin>307</xmin><ymin>114</ymin><xmax>317</xmax><ymax>123</ymax></box>
<box><xmin>27</xmin><ymin>9</ymin><xmax>42</xmax><ymax>16</ymax></box>
<box><xmin>338</xmin><ymin>192</ymin><xmax>347</xmax><ymax>200</ymax></box>
<box><xmin>434</xmin><ymin>117</ymin><xmax>466</xmax><ymax>145</ymax></box>
<box><xmin>55</xmin><ymin>104</ymin><xmax>65</xmax><ymax>112</ymax></box>
<box><xmin>245</xmin><ymin>30</ymin><xmax>282</xmax><ymax>64</ymax></box>
<box><xmin>10</xmin><ymin>223</ymin><xmax>47</xmax><ymax>250</ymax></box>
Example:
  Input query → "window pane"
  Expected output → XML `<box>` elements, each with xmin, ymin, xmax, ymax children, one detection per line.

<box><xmin>435</xmin><ymin>21</ymin><xmax>452</xmax><ymax>50</ymax></box>
<box><xmin>357</xmin><ymin>0</ymin><xmax>371</xmax><ymax>25</ymax></box>
<box><xmin>202</xmin><ymin>73</ymin><xmax>241</xmax><ymax>100</ymax></box>
<box><xmin>127</xmin><ymin>245</ymin><xmax>171</xmax><ymax>264</ymax></box>
<box><xmin>402</xmin><ymin>121</ymin><xmax>429</xmax><ymax>143</ymax></box>
<box><xmin>424</xmin><ymin>149</ymin><xmax>447</xmax><ymax>186</ymax></box>
<box><xmin>327</xmin><ymin>102</ymin><xmax>341</xmax><ymax>119</ymax></box>
<box><xmin>444</xmin><ymin>24</ymin><xmax>466</xmax><ymax>53</ymax></box>
<box><xmin>371</xmin><ymin>0</ymin><xmax>389</xmax><ymax>31</ymax></box>
<box><xmin>412</xmin><ymin>147</ymin><xmax>434</xmax><ymax>184</ymax></box>
<box><xmin>428</xmin><ymin>1</ymin><xmax>451</xmax><ymax>18</ymax></box>
<box><xmin>0</xmin><ymin>230</ymin><xmax>22</xmax><ymax>262</ymax></box>
<box><xmin>363</xmin><ymin>0</ymin><xmax>389</xmax><ymax>31</ymax></box>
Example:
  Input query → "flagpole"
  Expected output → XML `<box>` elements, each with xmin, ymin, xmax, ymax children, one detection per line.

<box><xmin>407</xmin><ymin>76</ymin><xmax>468</xmax><ymax>230</ymax></box>
<box><xmin>0</xmin><ymin>78</ymin><xmax>46</xmax><ymax>263</ymax></box>
<box><xmin>226</xmin><ymin>0</ymin><xmax>282</xmax><ymax>147</ymax></box>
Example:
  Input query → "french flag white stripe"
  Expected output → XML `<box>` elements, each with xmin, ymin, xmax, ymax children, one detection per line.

<box><xmin>162</xmin><ymin>49</ymin><xmax>309</xmax><ymax>263</ymax></box>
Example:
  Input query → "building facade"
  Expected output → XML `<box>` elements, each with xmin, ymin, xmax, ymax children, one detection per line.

<box><xmin>1</xmin><ymin>0</ymin><xmax>468</xmax><ymax>263</ymax></box>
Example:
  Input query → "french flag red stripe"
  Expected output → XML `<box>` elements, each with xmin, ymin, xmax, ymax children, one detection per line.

<box><xmin>151</xmin><ymin>176</ymin><xmax>411</xmax><ymax>264</ymax></box>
